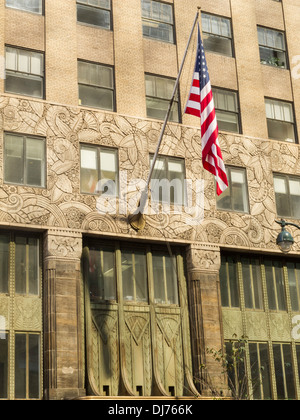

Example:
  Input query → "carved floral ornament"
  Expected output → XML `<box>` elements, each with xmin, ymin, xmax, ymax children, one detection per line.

<box><xmin>0</xmin><ymin>95</ymin><xmax>300</xmax><ymax>253</ymax></box>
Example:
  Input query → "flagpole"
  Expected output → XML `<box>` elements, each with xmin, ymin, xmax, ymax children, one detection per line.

<box><xmin>129</xmin><ymin>8</ymin><xmax>201</xmax><ymax>231</ymax></box>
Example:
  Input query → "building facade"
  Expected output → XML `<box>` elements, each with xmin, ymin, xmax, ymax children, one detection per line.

<box><xmin>0</xmin><ymin>0</ymin><xmax>300</xmax><ymax>400</ymax></box>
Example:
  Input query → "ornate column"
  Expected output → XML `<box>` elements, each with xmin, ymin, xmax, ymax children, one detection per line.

<box><xmin>187</xmin><ymin>243</ymin><xmax>226</xmax><ymax>396</ymax></box>
<box><xmin>43</xmin><ymin>229</ymin><xmax>85</xmax><ymax>400</ymax></box>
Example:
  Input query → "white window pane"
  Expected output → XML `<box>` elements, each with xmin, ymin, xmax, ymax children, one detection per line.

<box><xmin>217</xmin><ymin>91</ymin><xmax>226</xmax><ymax>110</ymax></box>
<box><xmin>274</xmin><ymin>177</ymin><xmax>287</xmax><ymax>194</ymax></box>
<box><xmin>81</xmin><ymin>148</ymin><xmax>97</xmax><ymax>169</ymax></box>
<box><xmin>31</xmin><ymin>53</ymin><xmax>43</xmax><ymax>76</ymax></box>
<box><xmin>100</xmin><ymin>150</ymin><xmax>116</xmax><ymax>171</ymax></box>
<box><xmin>201</xmin><ymin>14</ymin><xmax>211</xmax><ymax>33</ymax></box>
<box><xmin>257</xmin><ymin>27</ymin><xmax>265</xmax><ymax>45</ymax></box>
<box><xmin>6</xmin><ymin>48</ymin><xmax>17</xmax><ymax>70</ymax></box>
<box><xmin>168</xmin><ymin>161</ymin><xmax>183</xmax><ymax>173</ymax></box>
<box><xmin>89</xmin><ymin>0</ymin><xmax>111</xmax><ymax>8</ymax></box>
<box><xmin>161</xmin><ymin>3</ymin><xmax>173</xmax><ymax>24</ymax></box>
<box><xmin>153</xmin><ymin>158</ymin><xmax>165</xmax><ymax>171</ymax></box>
<box><xmin>289</xmin><ymin>180</ymin><xmax>300</xmax><ymax>196</ymax></box>
<box><xmin>231</xmin><ymin>169</ymin><xmax>245</xmax><ymax>184</ymax></box>
<box><xmin>145</xmin><ymin>75</ymin><xmax>155</xmax><ymax>96</ymax></box>
<box><xmin>266</xmin><ymin>29</ymin><xmax>275</xmax><ymax>48</ymax></box>
<box><xmin>265</xmin><ymin>100</ymin><xmax>273</xmax><ymax>119</ymax></box>
<box><xmin>18</xmin><ymin>51</ymin><xmax>30</xmax><ymax>73</ymax></box>
<box><xmin>275</xmin><ymin>32</ymin><xmax>285</xmax><ymax>50</ymax></box>
<box><xmin>283</xmin><ymin>103</ymin><xmax>293</xmax><ymax>123</ymax></box>
<box><xmin>26</xmin><ymin>138</ymin><xmax>43</xmax><ymax>160</ymax></box>
<box><xmin>226</xmin><ymin>92</ymin><xmax>237</xmax><ymax>112</ymax></box>
<box><xmin>220</xmin><ymin>18</ymin><xmax>231</xmax><ymax>37</ymax></box>
<box><xmin>211</xmin><ymin>16</ymin><xmax>220</xmax><ymax>35</ymax></box>
<box><xmin>274</xmin><ymin>102</ymin><xmax>283</xmax><ymax>121</ymax></box>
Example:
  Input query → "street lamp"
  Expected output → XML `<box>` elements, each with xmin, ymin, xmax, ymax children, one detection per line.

<box><xmin>275</xmin><ymin>219</ymin><xmax>300</xmax><ymax>253</ymax></box>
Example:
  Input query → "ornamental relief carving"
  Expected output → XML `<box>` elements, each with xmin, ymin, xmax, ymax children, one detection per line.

<box><xmin>0</xmin><ymin>96</ymin><xmax>299</xmax><ymax>253</ymax></box>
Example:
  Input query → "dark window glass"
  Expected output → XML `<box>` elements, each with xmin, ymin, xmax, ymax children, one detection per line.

<box><xmin>141</xmin><ymin>0</ymin><xmax>174</xmax><ymax>43</ymax></box>
<box><xmin>77</xmin><ymin>0</ymin><xmax>111</xmax><ymax>29</ymax></box>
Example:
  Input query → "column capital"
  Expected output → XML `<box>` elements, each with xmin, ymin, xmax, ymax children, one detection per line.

<box><xmin>44</xmin><ymin>229</ymin><xmax>82</xmax><ymax>260</ymax></box>
<box><xmin>187</xmin><ymin>243</ymin><xmax>221</xmax><ymax>273</ymax></box>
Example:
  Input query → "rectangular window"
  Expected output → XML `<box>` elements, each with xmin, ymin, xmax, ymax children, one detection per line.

<box><xmin>121</xmin><ymin>250</ymin><xmax>148</xmax><ymax>302</ymax></box>
<box><xmin>265</xmin><ymin>99</ymin><xmax>296</xmax><ymax>143</ymax></box>
<box><xmin>6</xmin><ymin>0</ymin><xmax>43</xmax><ymax>14</ymax></box>
<box><xmin>86</xmin><ymin>242</ymin><xmax>181</xmax><ymax>306</ymax></box>
<box><xmin>273</xmin><ymin>174</ymin><xmax>300</xmax><ymax>219</ymax></box>
<box><xmin>286</xmin><ymin>262</ymin><xmax>300</xmax><ymax>312</ymax></box>
<box><xmin>15</xmin><ymin>333</ymin><xmax>40</xmax><ymax>399</ymax></box>
<box><xmin>88</xmin><ymin>247</ymin><xmax>116</xmax><ymax>301</ymax></box>
<box><xmin>77</xmin><ymin>0</ymin><xmax>111</xmax><ymax>29</ymax></box>
<box><xmin>0</xmin><ymin>333</ymin><xmax>8</xmax><ymax>399</ymax></box>
<box><xmin>145</xmin><ymin>74</ymin><xmax>179</xmax><ymax>122</ymax></box>
<box><xmin>141</xmin><ymin>0</ymin><xmax>174</xmax><ymax>44</ymax></box>
<box><xmin>78</xmin><ymin>60</ymin><xmax>114</xmax><ymax>111</ymax></box>
<box><xmin>225</xmin><ymin>341</ymin><xmax>246</xmax><ymax>398</ymax></box>
<box><xmin>258</xmin><ymin>26</ymin><xmax>287</xmax><ymax>69</ymax></box>
<box><xmin>80</xmin><ymin>145</ymin><xmax>118</xmax><ymax>195</ymax></box>
<box><xmin>249</xmin><ymin>342</ymin><xmax>272</xmax><ymax>400</ymax></box>
<box><xmin>152</xmin><ymin>253</ymin><xmax>178</xmax><ymax>305</ymax></box>
<box><xmin>5</xmin><ymin>47</ymin><xmax>44</xmax><ymax>98</ymax></box>
<box><xmin>219</xmin><ymin>255</ymin><xmax>240</xmax><ymax>308</ymax></box>
<box><xmin>150</xmin><ymin>155</ymin><xmax>185</xmax><ymax>206</ymax></box>
<box><xmin>217</xmin><ymin>167</ymin><xmax>249</xmax><ymax>213</ymax></box>
<box><xmin>212</xmin><ymin>88</ymin><xmax>240</xmax><ymax>133</ymax></box>
<box><xmin>4</xmin><ymin>133</ymin><xmax>46</xmax><ymax>188</ymax></box>
<box><xmin>264</xmin><ymin>259</ymin><xmax>286</xmax><ymax>311</ymax></box>
<box><xmin>241</xmin><ymin>257</ymin><xmax>264</xmax><ymax>310</ymax></box>
<box><xmin>15</xmin><ymin>236</ymin><xmax>39</xmax><ymax>296</ymax></box>
<box><xmin>201</xmin><ymin>13</ymin><xmax>233</xmax><ymax>57</ymax></box>
<box><xmin>273</xmin><ymin>343</ymin><xmax>295</xmax><ymax>400</ymax></box>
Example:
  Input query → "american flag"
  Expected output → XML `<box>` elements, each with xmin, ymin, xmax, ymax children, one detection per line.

<box><xmin>185</xmin><ymin>24</ymin><xmax>228</xmax><ymax>196</ymax></box>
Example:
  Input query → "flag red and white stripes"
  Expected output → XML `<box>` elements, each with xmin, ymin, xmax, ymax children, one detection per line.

<box><xmin>185</xmin><ymin>25</ymin><xmax>228</xmax><ymax>196</ymax></box>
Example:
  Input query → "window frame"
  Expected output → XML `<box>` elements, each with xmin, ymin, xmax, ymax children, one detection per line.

<box><xmin>216</xmin><ymin>166</ymin><xmax>249</xmax><ymax>213</ymax></box>
<box><xmin>248</xmin><ymin>342</ymin><xmax>272</xmax><ymax>400</ymax></box>
<box><xmin>84</xmin><ymin>240</ymin><xmax>181</xmax><ymax>307</ymax></box>
<box><xmin>273</xmin><ymin>173</ymin><xmax>300</xmax><ymax>219</ymax></box>
<box><xmin>220</xmin><ymin>253</ymin><xmax>292</xmax><ymax>313</ymax></box>
<box><xmin>257</xmin><ymin>25</ymin><xmax>288</xmax><ymax>69</ymax></box>
<box><xmin>121</xmin><ymin>248</ymin><xmax>149</xmax><ymax>303</ymax></box>
<box><xmin>265</xmin><ymin>98</ymin><xmax>297</xmax><ymax>143</ymax></box>
<box><xmin>145</xmin><ymin>73</ymin><xmax>180</xmax><ymax>123</ymax></box>
<box><xmin>272</xmin><ymin>343</ymin><xmax>296</xmax><ymax>400</ymax></box>
<box><xmin>201</xmin><ymin>12</ymin><xmax>234</xmax><ymax>57</ymax></box>
<box><xmin>212</xmin><ymin>87</ymin><xmax>241</xmax><ymax>134</ymax></box>
<box><xmin>4</xmin><ymin>132</ymin><xmax>46</xmax><ymax>188</ymax></box>
<box><xmin>5</xmin><ymin>0</ymin><xmax>43</xmax><ymax>15</ymax></box>
<box><xmin>14</xmin><ymin>332</ymin><xmax>41</xmax><ymax>400</ymax></box>
<box><xmin>80</xmin><ymin>143</ymin><xmax>119</xmax><ymax>196</ymax></box>
<box><xmin>141</xmin><ymin>0</ymin><xmax>175</xmax><ymax>44</ymax></box>
<box><xmin>78</xmin><ymin>60</ymin><xmax>115</xmax><ymax>111</ymax></box>
<box><xmin>76</xmin><ymin>0</ymin><xmax>112</xmax><ymax>30</ymax></box>
<box><xmin>149</xmin><ymin>154</ymin><xmax>186</xmax><ymax>206</ymax></box>
<box><xmin>5</xmin><ymin>46</ymin><xmax>44</xmax><ymax>99</ymax></box>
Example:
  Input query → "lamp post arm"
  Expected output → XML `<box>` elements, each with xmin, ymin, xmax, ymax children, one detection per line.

<box><xmin>275</xmin><ymin>219</ymin><xmax>300</xmax><ymax>230</ymax></box>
